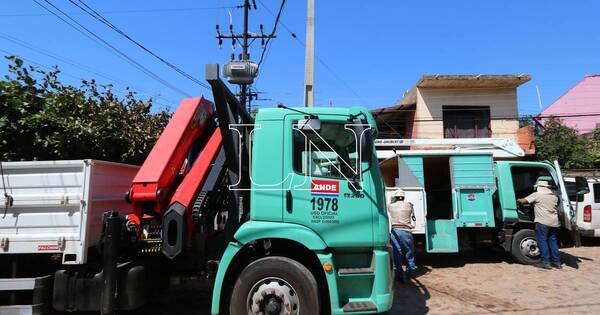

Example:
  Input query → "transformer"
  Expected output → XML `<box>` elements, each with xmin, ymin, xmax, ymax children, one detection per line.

<box><xmin>222</xmin><ymin>60</ymin><xmax>258</xmax><ymax>85</ymax></box>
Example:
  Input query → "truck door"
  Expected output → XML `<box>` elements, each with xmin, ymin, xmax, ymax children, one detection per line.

<box><xmin>282</xmin><ymin>115</ymin><xmax>374</xmax><ymax>247</ymax></box>
<box><xmin>553</xmin><ymin>161</ymin><xmax>575</xmax><ymax>230</ymax></box>
<box><xmin>395</xmin><ymin>156</ymin><xmax>426</xmax><ymax>234</ymax></box>
<box><xmin>450</xmin><ymin>154</ymin><xmax>496</xmax><ymax>228</ymax></box>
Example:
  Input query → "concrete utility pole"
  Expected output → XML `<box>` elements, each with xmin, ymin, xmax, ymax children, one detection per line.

<box><xmin>303</xmin><ymin>0</ymin><xmax>315</xmax><ymax>107</ymax></box>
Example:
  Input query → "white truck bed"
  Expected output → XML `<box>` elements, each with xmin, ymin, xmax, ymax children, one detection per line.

<box><xmin>0</xmin><ymin>160</ymin><xmax>139</xmax><ymax>264</ymax></box>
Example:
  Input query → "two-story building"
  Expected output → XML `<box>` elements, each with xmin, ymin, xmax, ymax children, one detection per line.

<box><xmin>373</xmin><ymin>74</ymin><xmax>531</xmax><ymax>139</ymax></box>
<box><xmin>372</xmin><ymin>74</ymin><xmax>533</xmax><ymax>154</ymax></box>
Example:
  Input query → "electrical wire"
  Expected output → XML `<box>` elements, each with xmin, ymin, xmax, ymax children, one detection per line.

<box><xmin>0</xmin><ymin>31</ymin><xmax>177</xmax><ymax>104</ymax></box>
<box><xmin>256</xmin><ymin>0</ymin><xmax>366</xmax><ymax>104</ymax></box>
<box><xmin>257</xmin><ymin>0</ymin><xmax>285</xmax><ymax>69</ymax></box>
<box><xmin>32</xmin><ymin>0</ymin><xmax>192</xmax><ymax>97</ymax></box>
<box><xmin>1</xmin><ymin>6</ymin><xmax>236</xmax><ymax>17</ymax></box>
<box><xmin>71</xmin><ymin>0</ymin><xmax>211</xmax><ymax>90</ymax></box>
<box><xmin>0</xmin><ymin>48</ymin><xmax>172</xmax><ymax>109</ymax></box>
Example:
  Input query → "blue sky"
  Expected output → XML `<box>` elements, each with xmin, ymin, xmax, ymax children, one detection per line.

<box><xmin>1</xmin><ymin>1</ymin><xmax>599</xmax><ymax>115</ymax></box>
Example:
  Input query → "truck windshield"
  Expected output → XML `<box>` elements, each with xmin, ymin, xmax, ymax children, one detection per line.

<box><xmin>292</xmin><ymin>121</ymin><xmax>359</xmax><ymax>180</ymax></box>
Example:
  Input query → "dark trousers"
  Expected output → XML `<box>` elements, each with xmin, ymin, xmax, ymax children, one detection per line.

<box><xmin>535</xmin><ymin>223</ymin><xmax>561</xmax><ymax>266</ymax></box>
<box><xmin>390</xmin><ymin>228</ymin><xmax>416</xmax><ymax>279</ymax></box>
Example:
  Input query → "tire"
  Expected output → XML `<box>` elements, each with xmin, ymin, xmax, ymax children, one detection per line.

<box><xmin>511</xmin><ymin>229</ymin><xmax>540</xmax><ymax>265</ymax></box>
<box><xmin>229</xmin><ymin>256</ymin><xmax>320</xmax><ymax>315</ymax></box>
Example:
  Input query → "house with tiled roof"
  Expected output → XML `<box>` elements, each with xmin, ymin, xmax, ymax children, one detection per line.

<box><xmin>541</xmin><ymin>74</ymin><xmax>600</xmax><ymax>134</ymax></box>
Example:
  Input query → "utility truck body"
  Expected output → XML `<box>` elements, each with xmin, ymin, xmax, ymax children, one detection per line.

<box><xmin>378</xmin><ymin>138</ymin><xmax>589</xmax><ymax>264</ymax></box>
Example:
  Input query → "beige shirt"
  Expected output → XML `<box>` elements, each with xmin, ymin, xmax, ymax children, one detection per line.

<box><xmin>388</xmin><ymin>200</ymin><xmax>414</xmax><ymax>231</ymax></box>
<box><xmin>525</xmin><ymin>191</ymin><xmax>560</xmax><ymax>227</ymax></box>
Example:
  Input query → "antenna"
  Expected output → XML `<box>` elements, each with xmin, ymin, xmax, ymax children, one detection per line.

<box><xmin>536</xmin><ymin>85</ymin><xmax>543</xmax><ymax>111</ymax></box>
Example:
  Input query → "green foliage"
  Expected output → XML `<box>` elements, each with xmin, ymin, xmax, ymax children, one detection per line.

<box><xmin>0</xmin><ymin>56</ymin><xmax>171</xmax><ymax>164</ymax></box>
<box><xmin>535</xmin><ymin>118</ymin><xmax>593</xmax><ymax>169</ymax></box>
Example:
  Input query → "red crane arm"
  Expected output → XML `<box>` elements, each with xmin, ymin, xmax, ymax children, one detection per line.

<box><xmin>129</xmin><ymin>97</ymin><xmax>215</xmax><ymax>216</ymax></box>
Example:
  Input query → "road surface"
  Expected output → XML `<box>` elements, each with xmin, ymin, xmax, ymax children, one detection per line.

<box><xmin>138</xmin><ymin>241</ymin><xmax>600</xmax><ymax>314</ymax></box>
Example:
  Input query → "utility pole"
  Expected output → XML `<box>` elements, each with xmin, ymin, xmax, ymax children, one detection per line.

<box><xmin>303</xmin><ymin>0</ymin><xmax>315</xmax><ymax>107</ymax></box>
<box><xmin>216</xmin><ymin>0</ymin><xmax>276</xmax><ymax>112</ymax></box>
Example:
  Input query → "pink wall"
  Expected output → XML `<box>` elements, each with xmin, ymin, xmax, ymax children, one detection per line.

<box><xmin>542</xmin><ymin>74</ymin><xmax>600</xmax><ymax>133</ymax></box>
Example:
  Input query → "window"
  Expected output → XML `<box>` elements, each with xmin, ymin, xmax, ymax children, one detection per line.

<box><xmin>443</xmin><ymin>106</ymin><xmax>491</xmax><ymax>138</ymax></box>
<box><xmin>565</xmin><ymin>181</ymin><xmax>584</xmax><ymax>202</ymax></box>
<box><xmin>510</xmin><ymin>166</ymin><xmax>554</xmax><ymax>199</ymax></box>
<box><xmin>594</xmin><ymin>183</ymin><xmax>600</xmax><ymax>204</ymax></box>
<box><xmin>293</xmin><ymin>121</ymin><xmax>358</xmax><ymax>179</ymax></box>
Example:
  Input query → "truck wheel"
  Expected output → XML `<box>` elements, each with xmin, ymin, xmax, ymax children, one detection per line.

<box><xmin>229</xmin><ymin>256</ymin><xmax>320</xmax><ymax>315</ymax></box>
<box><xmin>511</xmin><ymin>229</ymin><xmax>540</xmax><ymax>265</ymax></box>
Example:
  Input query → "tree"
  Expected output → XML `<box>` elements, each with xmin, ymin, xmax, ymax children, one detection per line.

<box><xmin>0</xmin><ymin>56</ymin><xmax>171</xmax><ymax>164</ymax></box>
<box><xmin>588</xmin><ymin>125</ymin><xmax>600</xmax><ymax>168</ymax></box>
<box><xmin>535</xmin><ymin>118</ymin><xmax>592</xmax><ymax>169</ymax></box>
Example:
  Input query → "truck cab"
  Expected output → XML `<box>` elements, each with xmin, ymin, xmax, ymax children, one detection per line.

<box><xmin>212</xmin><ymin>106</ymin><xmax>393</xmax><ymax>314</ymax></box>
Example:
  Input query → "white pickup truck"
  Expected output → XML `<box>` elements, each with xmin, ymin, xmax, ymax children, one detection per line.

<box><xmin>0</xmin><ymin>160</ymin><xmax>138</xmax><ymax>315</ymax></box>
<box><xmin>565</xmin><ymin>176</ymin><xmax>600</xmax><ymax>238</ymax></box>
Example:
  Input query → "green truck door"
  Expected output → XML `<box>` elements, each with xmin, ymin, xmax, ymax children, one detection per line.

<box><xmin>450</xmin><ymin>154</ymin><xmax>496</xmax><ymax>228</ymax></box>
<box><xmin>282</xmin><ymin>114</ymin><xmax>374</xmax><ymax>247</ymax></box>
<box><xmin>399</xmin><ymin>156</ymin><xmax>459</xmax><ymax>253</ymax></box>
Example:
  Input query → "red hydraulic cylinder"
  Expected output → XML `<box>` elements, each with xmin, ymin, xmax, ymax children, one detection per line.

<box><xmin>168</xmin><ymin>128</ymin><xmax>223</xmax><ymax>244</ymax></box>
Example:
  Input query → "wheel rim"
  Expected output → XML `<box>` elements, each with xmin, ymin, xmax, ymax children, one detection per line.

<box><xmin>247</xmin><ymin>277</ymin><xmax>299</xmax><ymax>315</ymax></box>
<box><xmin>520</xmin><ymin>237</ymin><xmax>540</xmax><ymax>258</ymax></box>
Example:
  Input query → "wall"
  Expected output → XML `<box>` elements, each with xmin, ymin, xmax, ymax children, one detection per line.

<box><xmin>412</xmin><ymin>87</ymin><xmax>519</xmax><ymax>140</ymax></box>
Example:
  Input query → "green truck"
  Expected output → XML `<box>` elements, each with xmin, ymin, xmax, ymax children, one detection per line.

<box><xmin>377</xmin><ymin>138</ymin><xmax>589</xmax><ymax>264</ymax></box>
<box><xmin>9</xmin><ymin>65</ymin><xmax>393</xmax><ymax>314</ymax></box>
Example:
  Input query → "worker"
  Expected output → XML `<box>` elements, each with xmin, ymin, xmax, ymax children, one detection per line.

<box><xmin>389</xmin><ymin>189</ymin><xmax>417</xmax><ymax>281</ymax></box>
<box><xmin>517</xmin><ymin>179</ymin><xmax>562</xmax><ymax>270</ymax></box>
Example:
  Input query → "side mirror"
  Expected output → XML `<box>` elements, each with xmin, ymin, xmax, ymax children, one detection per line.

<box><xmin>361</xmin><ymin>129</ymin><xmax>374</xmax><ymax>164</ymax></box>
<box><xmin>575</xmin><ymin>176</ymin><xmax>590</xmax><ymax>194</ymax></box>
<box><xmin>297</xmin><ymin>118</ymin><xmax>321</xmax><ymax>131</ymax></box>
<box><xmin>354</xmin><ymin>121</ymin><xmax>373</xmax><ymax>164</ymax></box>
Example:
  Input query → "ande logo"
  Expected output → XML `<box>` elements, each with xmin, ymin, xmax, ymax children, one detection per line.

<box><xmin>311</xmin><ymin>180</ymin><xmax>339</xmax><ymax>196</ymax></box>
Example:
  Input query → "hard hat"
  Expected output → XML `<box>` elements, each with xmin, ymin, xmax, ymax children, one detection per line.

<box><xmin>393</xmin><ymin>189</ymin><xmax>405</xmax><ymax>198</ymax></box>
<box><xmin>535</xmin><ymin>176</ymin><xmax>556</xmax><ymax>188</ymax></box>
<box><xmin>536</xmin><ymin>180</ymin><xmax>552</xmax><ymax>188</ymax></box>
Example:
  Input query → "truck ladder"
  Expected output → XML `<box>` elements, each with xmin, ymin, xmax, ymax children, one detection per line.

<box><xmin>375</xmin><ymin>137</ymin><xmax>525</xmax><ymax>159</ymax></box>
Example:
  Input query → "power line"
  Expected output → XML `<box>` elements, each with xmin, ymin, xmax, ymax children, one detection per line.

<box><xmin>0</xmin><ymin>31</ymin><xmax>177</xmax><ymax>104</ymax></box>
<box><xmin>257</xmin><ymin>0</ymin><xmax>285</xmax><ymax>69</ymax></box>
<box><xmin>32</xmin><ymin>0</ymin><xmax>192</xmax><ymax>98</ymax></box>
<box><xmin>1</xmin><ymin>6</ymin><xmax>236</xmax><ymax>17</ymax></box>
<box><xmin>0</xmin><ymin>48</ymin><xmax>171</xmax><ymax>109</ymax></box>
<box><xmin>256</xmin><ymin>0</ymin><xmax>366</xmax><ymax>105</ymax></box>
<box><xmin>70</xmin><ymin>0</ymin><xmax>210</xmax><ymax>90</ymax></box>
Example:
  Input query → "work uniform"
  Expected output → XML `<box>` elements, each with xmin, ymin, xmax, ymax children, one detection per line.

<box><xmin>525</xmin><ymin>190</ymin><xmax>561</xmax><ymax>266</ymax></box>
<box><xmin>389</xmin><ymin>199</ymin><xmax>417</xmax><ymax>280</ymax></box>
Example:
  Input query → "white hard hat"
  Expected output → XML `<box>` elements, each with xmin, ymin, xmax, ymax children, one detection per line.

<box><xmin>536</xmin><ymin>180</ymin><xmax>552</xmax><ymax>188</ymax></box>
<box><xmin>393</xmin><ymin>189</ymin><xmax>405</xmax><ymax>198</ymax></box>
